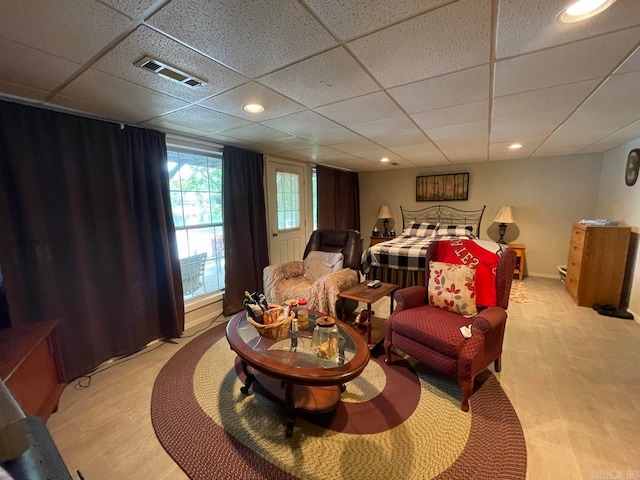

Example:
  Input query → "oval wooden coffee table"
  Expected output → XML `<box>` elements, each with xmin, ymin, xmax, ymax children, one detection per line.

<box><xmin>226</xmin><ymin>311</ymin><xmax>370</xmax><ymax>437</ymax></box>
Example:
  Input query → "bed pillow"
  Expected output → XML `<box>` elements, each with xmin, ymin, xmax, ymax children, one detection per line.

<box><xmin>434</xmin><ymin>225</ymin><xmax>475</xmax><ymax>237</ymax></box>
<box><xmin>402</xmin><ymin>222</ymin><xmax>439</xmax><ymax>237</ymax></box>
<box><xmin>428</xmin><ymin>261</ymin><xmax>477</xmax><ymax>317</ymax></box>
<box><xmin>304</xmin><ymin>251</ymin><xmax>344</xmax><ymax>281</ymax></box>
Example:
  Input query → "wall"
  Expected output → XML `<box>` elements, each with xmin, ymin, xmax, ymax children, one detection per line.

<box><xmin>359</xmin><ymin>154</ymin><xmax>604</xmax><ymax>277</ymax></box>
<box><xmin>596</xmin><ymin>137</ymin><xmax>640</xmax><ymax>317</ymax></box>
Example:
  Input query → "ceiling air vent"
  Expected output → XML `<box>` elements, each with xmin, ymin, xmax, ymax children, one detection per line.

<box><xmin>134</xmin><ymin>56</ymin><xmax>206</xmax><ymax>89</ymax></box>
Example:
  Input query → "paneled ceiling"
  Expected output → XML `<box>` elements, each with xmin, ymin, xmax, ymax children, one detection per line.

<box><xmin>1</xmin><ymin>0</ymin><xmax>640</xmax><ymax>171</ymax></box>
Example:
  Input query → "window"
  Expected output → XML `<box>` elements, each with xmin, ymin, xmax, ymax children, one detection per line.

<box><xmin>168</xmin><ymin>148</ymin><xmax>224</xmax><ymax>299</ymax></box>
<box><xmin>276</xmin><ymin>171</ymin><xmax>300</xmax><ymax>230</ymax></box>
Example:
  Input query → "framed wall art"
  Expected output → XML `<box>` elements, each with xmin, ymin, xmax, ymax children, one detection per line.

<box><xmin>416</xmin><ymin>173</ymin><xmax>469</xmax><ymax>202</ymax></box>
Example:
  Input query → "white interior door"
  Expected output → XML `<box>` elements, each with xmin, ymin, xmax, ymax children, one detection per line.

<box><xmin>266</xmin><ymin>160</ymin><xmax>307</xmax><ymax>265</ymax></box>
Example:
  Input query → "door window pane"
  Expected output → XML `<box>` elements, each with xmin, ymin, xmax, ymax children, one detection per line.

<box><xmin>276</xmin><ymin>171</ymin><xmax>300</xmax><ymax>230</ymax></box>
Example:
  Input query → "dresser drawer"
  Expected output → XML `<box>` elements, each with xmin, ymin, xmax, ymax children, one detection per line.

<box><xmin>567</xmin><ymin>249</ymin><xmax>582</xmax><ymax>272</ymax></box>
<box><xmin>568</xmin><ymin>238</ymin><xmax>584</xmax><ymax>258</ymax></box>
<box><xmin>570</xmin><ymin>226</ymin><xmax>586</xmax><ymax>247</ymax></box>
<box><xmin>565</xmin><ymin>268</ymin><xmax>580</xmax><ymax>297</ymax></box>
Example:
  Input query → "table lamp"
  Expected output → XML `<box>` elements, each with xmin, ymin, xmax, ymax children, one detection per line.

<box><xmin>492</xmin><ymin>206</ymin><xmax>516</xmax><ymax>244</ymax></box>
<box><xmin>377</xmin><ymin>205</ymin><xmax>393</xmax><ymax>236</ymax></box>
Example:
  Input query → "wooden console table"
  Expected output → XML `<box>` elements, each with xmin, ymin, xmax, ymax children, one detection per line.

<box><xmin>0</xmin><ymin>320</ymin><xmax>66</xmax><ymax>421</ymax></box>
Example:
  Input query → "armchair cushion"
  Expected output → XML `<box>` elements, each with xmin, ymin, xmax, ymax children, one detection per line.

<box><xmin>389</xmin><ymin>305</ymin><xmax>471</xmax><ymax>358</ymax></box>
<box><xmin>428</xmin><ymin>261</ymin><xmax>477</xmax><ymax>317</ymax></box>
<box><xmin>281</xmin><ymin>261</ymin><xmax>304</xmax><ymax>279</ymax></box>
<box><xmin>303</xmin><ymin>251</ymin><xmax>343</xmax><ymax>281</ymax></box>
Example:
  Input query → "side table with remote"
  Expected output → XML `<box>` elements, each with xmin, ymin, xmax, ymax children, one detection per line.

<box><xmin>338</xmin><ymin>281</ymin><xmax>398</xmax><ymax>349</ymax></box>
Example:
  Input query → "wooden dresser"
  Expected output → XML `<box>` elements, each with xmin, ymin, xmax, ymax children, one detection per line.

<box><xmin>0</xmin><ymin>320</ymin><xmax>65</xmax><ymax>421</ymax></box>
<box><xmin>565</xmin><ymin>223</ymin><xmax>631</xmax><ymax>307</ymax></box>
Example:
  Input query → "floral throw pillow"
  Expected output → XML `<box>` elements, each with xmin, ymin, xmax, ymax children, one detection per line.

<box><xmin>428</xmin><ymin>261</ymin><xmax>477</xmax><ymax>317</ymax></box>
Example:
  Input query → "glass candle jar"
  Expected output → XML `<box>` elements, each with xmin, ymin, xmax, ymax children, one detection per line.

<box><xmin>312</xmin><ymin>316</ymin><xmax>339</xmax><ymax>361</ymax></box>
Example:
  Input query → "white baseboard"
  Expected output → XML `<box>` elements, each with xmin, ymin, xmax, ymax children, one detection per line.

<box><xmin>185</xmin><ymin>298</ymin><xmax>224</xmax><ymax>331</ymax></box>
<box><xmin>525</xmin><ymin>273</ymin><xmax>561</xmax><ymax>279</ymax></box>
<box><xmin>628</xmin><ymin>308</ymin><xmax>639</xmax><ymax>325</ymax></box>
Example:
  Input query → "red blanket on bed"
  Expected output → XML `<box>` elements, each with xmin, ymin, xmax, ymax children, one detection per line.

<box><xmin>437</xmin><ymin>239</ymin><xmax>500</xmax><ymax>307</ymax></box>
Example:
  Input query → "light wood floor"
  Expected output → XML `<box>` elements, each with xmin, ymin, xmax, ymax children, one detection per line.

<box><xmin>46</xmin><ymin>277</ymin><xmax>640</xmax><ymax>480</ymax></box>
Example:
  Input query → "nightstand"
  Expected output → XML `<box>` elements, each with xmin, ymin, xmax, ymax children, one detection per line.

<box><xmin>370</xmin><ymin>236</ymin><xmax>394</xmax><ymax>247</ymax></box>
<box><xmin>508</xmin><ymin>243</ymin><xmax>526</xmax><ymax>280</ymax></box>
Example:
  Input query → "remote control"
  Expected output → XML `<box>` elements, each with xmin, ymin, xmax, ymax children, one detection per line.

<box><xmin>367</xmin><ymin>280</ymin><xmax>381</xmax><ymax>288</ymax></box>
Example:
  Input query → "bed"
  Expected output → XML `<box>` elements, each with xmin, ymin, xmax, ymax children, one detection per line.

<box><xmin>362</xmin><ymin>204</ymin><xmax>503</xmax><ymax>289</ymax></box>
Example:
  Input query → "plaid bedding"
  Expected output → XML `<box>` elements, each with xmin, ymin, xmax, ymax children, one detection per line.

<box><xmin>361</xmin><ymin>234</ymin><xmax>474</xmax><ymax>273</ymax></box>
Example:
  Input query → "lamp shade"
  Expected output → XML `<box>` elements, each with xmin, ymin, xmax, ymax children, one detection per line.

<box><xmin>492</xmin><ymin>206</ymin><xmax>516</xmax><ymax>224</ymax></box>
<box><xmin>377</xmin><ymin>205</ymin><xmax>393</xmax><ymax>220</ymax></box>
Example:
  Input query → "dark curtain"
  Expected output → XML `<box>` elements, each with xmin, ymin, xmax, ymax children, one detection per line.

<box><xmin>0</xmin><ymin>101</ymin><xmax>184</xmax><ymax>381</ymax></box>
<box><xmin>222</xmin><ymin>146</ymin><xmax>269</xmax><ymax>315</ymax></box>
<box><xmin>317</xmin><ymin>165</ymin><xmax>360</xmax><ymax>231</ymax></box>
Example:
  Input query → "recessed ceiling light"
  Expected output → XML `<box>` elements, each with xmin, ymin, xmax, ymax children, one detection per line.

<box><xmin>508</xmin><ymin>143</ymin><xmax>523</xmax><ymax>150</ymax></box>
<box><xmin>243</xmin><ymin>104</ymin><xmax>264</xmax><ymax>113</ymax></box>
<box><xmin>380</xmin><ymin>157</ymin><xmax>390</xmax><ymax>163</ymax></box>
<box><xmin>559</xmin><ymin>0</ymin><xmax>616</xmax><ymax>23</ymax></box>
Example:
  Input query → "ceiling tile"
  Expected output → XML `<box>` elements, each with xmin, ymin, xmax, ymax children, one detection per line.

<box><xmin>389</xmin><ymin>142</ymin><xmax>445</xmax><ymax>161</ymax></box>
<box><xmin>250</xmin><ymin>137</ymin><xmax>318</xmax><ymax>154</ymax></box>
<box><xmin>258</xmin><ymin>47</ymin><xmax>379</xmax><ymax>107</ymax></box>
<box><xmin>412</xmin><ymin>100</ymin><xmax>488</xmax><ymax>130</ymax></box>
<box><xmin>93</xmin><ymin>26</ymin><xmax>247</xmax><ymax>103</ymax></box>
<box><xmin>52</xmin><ymin>69</ymin><xmax>189</xmax><ymax>123</ymax></box>
<box><xmin>199</xmin><ymin>132</ymin><xmax>255</xmax><ymax>147</ymax></box>
<box><xmin>494</xmin><ymin>28</ymin><xmax>640</xmax><ymax>97</ymax></box>
<box><xmin>535</xmin><ymin>70</ymin><xmax>640</xmax><ymax>155</ymax></box>
<box><xmin>440</xmin><ymin>144</ymin><xmax>488</xmax><ymax>163</ymax></box>
<box><xmin>490</xmin><ymin>111</ymin><xmax>562</xmax><ymax>144</ymax></box>
<box><xmin>290</xmin><ymin>146</ymin><xmax>342</xmax><ymax>159</ymax></box>
<box><xmin>315</xmin><ymin>92</ymin><xmax>404</xmax><ymax>125</ymax></box>
<box><xmin>352</xmin><ymin>149</ymin><xmax>405</xmax><ymax>163</ymax></box>
<box><xmin>388</xmin><ymin>65</ymin><xmax>489</xmax><ymax>113</ymax></box>
<box><xmin>297</xmin><ymin>128</ymin><xmax>364</xmax><ymax>145</ymax></box>
<box><xmin>218</xmin><ymin>124</ymin><xmax>290</xmax><ymax>143</ymax></box>
<box><xmin>318</xmin><ymin>157</ymin><xmax>377</xmax><ymax>171</ymax></box>
<box><xmin>580</xmin><ymin>119</ymin><xmax>640</xmax><ymax>153</ymax></box>
<box><xmin>148</xmin><ymin>0</ymin><xmax>336</xmax><ymax>78</ymax></box>
<box><xmin>329</xmin><ymin>139</ymin><xmax>380</xmax><ymax>153</ymax></box>
<box><xmin>261</xmin><ymin>110</ymin><xmax>340</xmax><ymax>137</ymax></box>
<box><xmin>350</xmin><ymin>116</ymin><xmax>419</xmax><ymax>140</ymax></box>
<box><xmin>493</xmin><ymin>80</ymin><xmax>597</xmax><ymax>116</ymax></box>
<box><xmin>426</xmin><ymin>121</ymin><xmax>488</xmax><ymax>147</ymax></box>
<box><xmin>143</xmin><ymin>105</ymin><xmax>250</xmax><ymax>134</ymax></box>
<box><xmin>0</xmin><ymin>37</ymin><xmax>81</xmax><ymax>97</ymax></box>
<box><xmin>496</xmin><ymin>0</ymin><xmax>640</xmax><ymax>58</ymax></box>
<box><xmin>375</xmin><ymin>131</ymin><xmax>431</xmax><ymax>147</ymax></box>
<box><xmin>489</xmin><ymin>143</ymin><xmax>537</xmax><ymax>161</ymax></box>
<box><xmin>347</xmin><ymin>0</ymin><xmax>491</xmax><ymax>87</ymax></box>
<box><xmin>139</xmin><ymin>120</ymin><xmax>211</xmax><ymax>137</ymax></box>
<box><xmin>0</xmin><ymin>82</ymin><xmax>49</xmax><ymax>102</ymax></box>
<box><xmin>315</xmin><ymin>153</ymin><xmax>366</xmax><ymax>163</ymax></box>
<box><xmin>100</xmin><ymin>0</ymin><xmax>156</xmax><ymax>19</ymax></box>
<box><xmin>616</xmin><ymin>46</ymin><xmax>640</xmax><ymax>75</ymax></box>
<box><xmin>407</xmin><ymin>156</ymin><xmax>451</xmax><ymax>167</ymax></box>
<box><xmin>306</xmin><ymin>0</ymin><xmax>452</xmax><ymax>41</ymax></box>
<box><xmin>199</xmin><ymin>82</ymin><xmax>303</xmax><ymax>121</ymax></box>
<box><xmin>0</xmin><ymin>0</ymin><xmax>130</xmax><ymax>64</ymax></box>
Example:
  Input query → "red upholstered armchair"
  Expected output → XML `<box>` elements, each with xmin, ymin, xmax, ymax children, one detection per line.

<box><xmin>384</xmin><ymin>242</ymin><xmax>517</xmax><ymax>411</ymax></box>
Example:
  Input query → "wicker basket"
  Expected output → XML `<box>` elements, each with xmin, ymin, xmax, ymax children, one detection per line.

<box><xmin>247</xmin><ymin>304</ymin><xmax>294</xmax><ymax>341</ymax></box>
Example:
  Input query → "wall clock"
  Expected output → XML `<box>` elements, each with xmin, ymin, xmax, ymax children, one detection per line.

<box><xmin>626</xmin><ymin>149</ymin><xmax>640</xmax><ymax>187</ymax></box>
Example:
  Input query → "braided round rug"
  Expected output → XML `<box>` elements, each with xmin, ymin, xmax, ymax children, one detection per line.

<box><xmin>151</xmin><ymin>322</ymin><xmax>526</xmax><ymax>480</ymax></box>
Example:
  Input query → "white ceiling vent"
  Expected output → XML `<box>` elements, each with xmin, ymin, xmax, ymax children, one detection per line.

<box><xmin>134</xmin><ymin>56</ymin><xmax>206</xmax><ymax>88</ymax></box>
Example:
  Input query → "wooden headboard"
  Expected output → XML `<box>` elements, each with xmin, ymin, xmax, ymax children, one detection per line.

<box><xmin>400</xmin><ymin>205</ymin><xmax>486</xmax><ymax>238</ymax></box>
